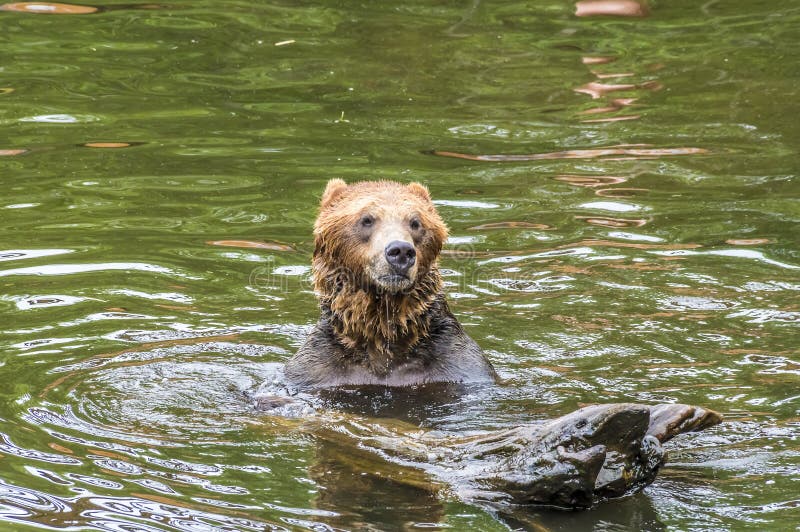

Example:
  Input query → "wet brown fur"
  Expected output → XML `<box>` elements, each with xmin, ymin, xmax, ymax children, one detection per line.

<box><xmin>285</xmin><ymin>179</ymin><xmax>496</xmax><ymax>388</ymax></box>
<box><xmin>312</xmin><ymin>181</ymin><xmax>448</xmax><ymax>375</ymax></box>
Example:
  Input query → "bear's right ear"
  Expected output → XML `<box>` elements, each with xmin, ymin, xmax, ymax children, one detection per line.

<box><xmin>406</xmin><ymin>182</ymin><xmax>431</xmax><ymax>202</ymax></box>
<box><xmin>320</xmin><ymin>179</ymin><xmax>348</xmax><ymax>209</ymax></box>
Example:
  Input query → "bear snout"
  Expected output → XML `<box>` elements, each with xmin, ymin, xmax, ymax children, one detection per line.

<box><xmin>384</xmin><ymin>240</ymin><xmax>416</xmax><ymax>275</ymax></box>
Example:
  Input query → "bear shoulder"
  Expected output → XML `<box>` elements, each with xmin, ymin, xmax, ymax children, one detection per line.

<box><xmin>285</xmin><ymin>298</ymin><xmax>496</xmax><ymax>389</ymax></box>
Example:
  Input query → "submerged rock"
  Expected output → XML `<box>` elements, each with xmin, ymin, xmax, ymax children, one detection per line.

<box><xmin>440</xmin><ymin>403</ymin><xmax>721</xmax><ymax>510</ymax></box>
<box><xmin>254</xmin><ymin>390</ymin><xmax>722</xmax><ymax>511</ymax></box>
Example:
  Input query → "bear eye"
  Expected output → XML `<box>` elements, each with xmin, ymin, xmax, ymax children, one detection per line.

<box><xmin>360</xmin><ymin>215</ymin><xmax>375</xmax><ymax>228</ymax></box>
<box><xmin>410</xmin><ymin>219</ymin><xmax>421</xmax><ymax>231</ymax></box>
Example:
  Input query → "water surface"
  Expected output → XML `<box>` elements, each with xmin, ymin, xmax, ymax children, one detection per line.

<box><xmin>1</xmin><ymin>1</ymin><xmax>799</xmax><ymax>530</ymax></box>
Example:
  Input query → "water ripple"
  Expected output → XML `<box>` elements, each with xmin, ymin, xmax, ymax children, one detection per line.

<box><xmin>0</xmin><ymin>479</ymin><xmax>72</xmax><ymax>516</ymax></box>
<box><xmin>0</xmin><ymin>262</ymin><xmax>200</xmax><ymax>279</ymax></box>
<box><xmin>651</xmin><ymin>249</ymin><xmax>800</xmax><ymax>270</ymax></box>
<box><xmin>727</xmin><ymin>309</ymin><xmax>800</xmax><ymax>324</ymax></box>
<box><xmin>0</xmin><ymin>433</ymin><xmax>82</xmax><ymax>465</ymax></box>
<box><xmin>660</xmin><ymin>296</ymin><xmax>737</xmax><ymax>311</ymax></box>
<box><xmin>0</xmin><ymin>249</ymin><xmax>73</xmax><ymax>262</ymax></box>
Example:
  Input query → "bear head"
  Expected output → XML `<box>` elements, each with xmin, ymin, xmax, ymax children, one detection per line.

<box><xmin>312</xmin><ymin>179</ymin><xmax>448</xmax><ymax>295</ymax></box>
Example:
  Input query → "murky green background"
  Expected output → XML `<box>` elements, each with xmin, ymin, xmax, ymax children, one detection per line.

<box><xmin>1</xmin><ymin>1</ymin><xmax>799</xmax><ymax>530</ymax></box>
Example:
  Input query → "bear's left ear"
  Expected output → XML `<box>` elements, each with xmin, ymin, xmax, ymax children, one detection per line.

<box><xmin>320</xmin><ymin>179</ymin><xmax>348</xmax><ymax>209</ymax></box>
<box><xmin>406</xmin><ymin>182</ymin><xmax>431</xmax><ymax>202</ymax></box>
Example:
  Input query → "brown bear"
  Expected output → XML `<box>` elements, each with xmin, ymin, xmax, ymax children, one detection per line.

<box><xmin>278</xmin><ymin>180</ymin><xmax>724</xmax><ymax>512</ymax></box>
<box><xmin>284</xmin><ymin>179</ymin><xmax>497</xmax><ymax>388</ymax></box>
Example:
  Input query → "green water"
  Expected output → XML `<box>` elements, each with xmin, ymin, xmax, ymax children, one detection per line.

<box><xmin>1</xmin><ymin>0</ymin><xmax>799</xmax><ymax>530</ymax></box>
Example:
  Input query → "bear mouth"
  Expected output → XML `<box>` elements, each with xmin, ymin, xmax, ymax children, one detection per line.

<box><xmin>375</xmin><ymin>273</ymin><xmax>413</xmax><ymax>292</ymax></box>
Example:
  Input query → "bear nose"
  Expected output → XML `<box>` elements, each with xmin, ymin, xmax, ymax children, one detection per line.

<box><xmin>384</xmin><ymin>241</ymin><xmax>416</xmax><ymax>275</ymax></box>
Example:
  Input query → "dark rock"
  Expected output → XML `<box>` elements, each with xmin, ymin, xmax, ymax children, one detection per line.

<box><xmin>254</xmin><ymin>392</ymin><xmax>722</xmax><ymax>511</ymax></box>
<box><xmin>428</xmin><ymin>403</ymin><xmax>722</xmax><ymax>510</ymax></box>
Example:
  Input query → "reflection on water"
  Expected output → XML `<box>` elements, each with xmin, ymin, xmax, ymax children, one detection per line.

<box><xmin>0</xmin><ymin>2</ymin><xmax>99</xmax><ymax>15</ymax></box>
<box><xmin>207</xmin><ymin>240</ymin><xmax>294</xmax><ymax>251</ymax></box>
<box><xmin>577</xmin><ymin>216</ymin><xmax>648</xmax><ymax>228</ymax></box>
<box><xmin>1</xmin><ymin>0</ymin><xmax>799</xmax><ymax>530</ymax></box>
<box><xmin>0</xmin><ymin>1</ymin><xmax>163</xmax><ymax>14</ymax></box>
<box><xmin>575</xmin><ymin>0</ymin><xmax>649</xmax><ymax>18</ymax></box>
<box><xmin>468</xmin><ymin>221</ymin><xmax>552</xmax><ymax>231</ymax></box>
<box><xmin>83</xmin><ymin>142</ymin><xmax>134</xmax><ymax>149</ymax></box>
<box><xmin>432</xmin><ymin>146</ymin><xmax>709</xmax><ymax>161</ymax></box>
<box><xmin>555</xmin><ymin>174</ymin><xmax>629</xmax><ymax>187</ymax></box>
